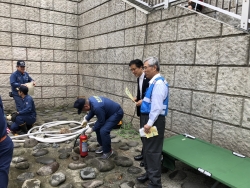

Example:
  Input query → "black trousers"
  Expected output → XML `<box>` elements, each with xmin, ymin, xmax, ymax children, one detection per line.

<box><xmin>140</xmin><ymin>116</ymin><xmax>143</xmax><ymax>156</ymax></box>
<box><xmin>141</xmin><ymin>114</ymin><xmax>165</xmax><ymax>188</ymax></box>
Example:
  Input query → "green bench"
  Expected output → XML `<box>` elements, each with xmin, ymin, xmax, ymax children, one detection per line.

<box><xmin>162</xmin><ymin>134</ymin><xmax>250</xmax><ymax>188</ymax></box>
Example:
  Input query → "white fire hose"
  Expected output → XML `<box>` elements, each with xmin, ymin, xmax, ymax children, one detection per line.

<box><xmin>10</xmin><ymin>116</ymin><xmax>96</xmax><ymax>143</ymax></box>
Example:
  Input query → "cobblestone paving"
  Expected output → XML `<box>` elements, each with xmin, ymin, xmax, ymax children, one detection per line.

<box><xmin>7</xmin><ymin>107</ymin><xmax>229</xmax><ymax>188</ymax></box>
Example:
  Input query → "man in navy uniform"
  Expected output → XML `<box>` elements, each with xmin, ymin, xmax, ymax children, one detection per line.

<box><xmin>10</xmin><ymin>85</ymin><xmax>36</xmax><ymax>134</ymax></box>
<box><xmin>0</xmin><ymin>96</ymin><xmax>13</xmax><ymax>188</ymax></box>
<box><xmin>10</xmin><ymin>60</ymin><xmax>35</xmax><ymax>111</ymax></box>
<box><xmin>74</xmin><ymin>96</ymin><xmax>124</xmax><ymax>159</ymax></box>
<box><xmin>129</xmin><ymin>59</ymin><xmax>150</xmax><ymax>167</ymax></box>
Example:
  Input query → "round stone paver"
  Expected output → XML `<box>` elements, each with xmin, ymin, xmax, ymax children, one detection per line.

<box><xmin>35</xmin><ymin>157</ymin><xmax>56</xmax><ymax>165</ymax></box>
<box><xmin>80</xmin><ymin>167</ymin><xmax>96</xmax><ymax>180</ymax></box>
<box><xmin>17</xmin><ymin>172</ymin><xmax>35</xmax><ymax>181</ymax></box>
<box><xmin>127</xmin><ymin>166</ymin><xmax>142</xmax><ymax>174</ymax></box>
<box><xmin>32</xmin><ymin>149</ymin><xmax>49</xmax><ymax>157</ymax></box>
<box><xmin>114</xmin><ymin>156</ymin><xmax>133</xmax><ymax>167</ymax></box>
<box><xmin>37</xmin><ymin>162</ymin><xmax>59</xmax><ymax>176</ymax></box>
<box><xmin>49</xmin><ymin>172</ymin><xmax>66</xmax><ymax>187</ymax></box>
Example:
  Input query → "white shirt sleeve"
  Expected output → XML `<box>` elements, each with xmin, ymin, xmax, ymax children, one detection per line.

<box><xmin>147</xmin><ymin>80</ymin><xmax>168</xmax><ymax>126</ymax></box>
<box><xmin>139</xmin><ymin>73</ymin><xmax>144</xmax><ymax>99</ymax></box>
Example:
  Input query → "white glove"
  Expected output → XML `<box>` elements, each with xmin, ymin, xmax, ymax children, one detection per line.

<box><xmin>85</xmin><ymin>127</ymin><xmax>93</xmax><ymax>134</ymax></box>
<box><xmin>81</xmin><ymin>118</ymin><xmax>88</xmax><ymax>127</ymax></box>
<box><xmin>6</xmin><ymin>114</ymin><xmax>11</xmax><ymax>121</ymax></box>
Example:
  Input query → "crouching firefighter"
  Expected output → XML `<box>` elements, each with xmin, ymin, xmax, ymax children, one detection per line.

<box><xmin>10</xmin><ymin>85</ymin><xmax>36</xmax><ymax>134</ymax></box>
<box><xmin>74</xmin><ymin>96</ymin><xmax>124</xmax><ymax>159</ymax></box>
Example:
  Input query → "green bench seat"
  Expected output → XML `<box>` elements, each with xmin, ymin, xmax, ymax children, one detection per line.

<box><xmin>162</xmin><ymin>134</ymin><xmax>250</xmax><ymax>188</ymax></box>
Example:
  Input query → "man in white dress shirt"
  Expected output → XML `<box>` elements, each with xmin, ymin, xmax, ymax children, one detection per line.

<box><xmin>129</xmin><ymin>59</ymin><xmax>150</xmax><ymax>167</ymax></box>
<box><xmin>136</xmin><ymin>57</ymin><xmax>169</xmax><ymax>188</ymax></box>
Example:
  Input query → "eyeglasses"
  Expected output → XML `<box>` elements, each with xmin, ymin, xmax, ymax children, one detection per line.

<box><xmin>143</xmin><ymin>65</ymin><xmax>153</xmax><ymax>70</ymax></box>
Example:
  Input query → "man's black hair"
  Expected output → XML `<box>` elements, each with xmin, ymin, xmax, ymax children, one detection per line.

<box><xmin>17</xmin><ymin>85</ymin><xmax>28</xmax><ymax>95</ymax></box>
<box><xmin>129</xmin><ymin>59</ymin><xmax>143</xmax><ymax>68</ymax></box>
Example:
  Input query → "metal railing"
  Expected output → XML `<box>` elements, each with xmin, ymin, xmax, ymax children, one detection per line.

<box><xmin>135</xmin><ymin>0</ymin><xmax>179</xmax><ymax>8</ymax></box>
<box><xmin>131</xmin><ymin>0</ymin><xmax>250</xmax><ymax>30</ymax></box>
<box><xmin>192</xmin><ymin>0</ymin><xmax>250</xmax><ymax>30</ymax></box>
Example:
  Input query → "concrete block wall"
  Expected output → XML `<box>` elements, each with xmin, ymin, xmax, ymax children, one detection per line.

<box><xmin>0</xmin><ymin>0</ymin><xmax>79</xmax><ymax>110</ymax></box>
<box><xmin>1</xmin><ymin>0</ymin><xmax>250</xmax><ymax>156</ymax></box>
<box><xmin>78</xmin><ymin>0</ymin><xmax>250</xmax><ymax>156</ymax></box>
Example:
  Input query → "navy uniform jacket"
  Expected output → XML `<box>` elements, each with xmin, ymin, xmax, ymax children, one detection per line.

<box><xmin>0</xmin><ymin>97</ymin><xmax>7</xmax><ymax>138</ymax></box>
<box><xmin>136</xmin><ymin>76</ymin><xmax>150</xmax><ymax>117</ymax></box>
<box><xmin>10</xmin><ymin>71</ymin><xmax>33</xmax><ymax>95</ymax></box>
<box><xmin>19</xmin><ymin>95</ymin><xmax>36</xmax><ymax>118</ymax></box>
<box><xmin>85</xmin><ymin>96</ymin><xmax>122</xmax><ymax>131</ymax></box>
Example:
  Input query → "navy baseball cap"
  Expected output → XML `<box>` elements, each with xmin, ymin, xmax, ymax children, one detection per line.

<box><xmin>17</xmin><ymin>60</ymin><xmax>25</xmax><ymax>67</ymax></box>
<box><xmin>16</xmin><ymin>85</ymin><xmax>29</xmax><ymax>94</ymax></box>
<box><xmin>74</xmin><ymin>98</ymin><xmax>85</xmax><ymax>114</ymax></box>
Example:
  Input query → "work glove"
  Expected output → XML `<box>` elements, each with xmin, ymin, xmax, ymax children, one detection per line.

<box><xmin>6</xmin><ymin>114</ymin><xmax>12</xmax><ymax>121</ymax></box>
<box><xmin>81</xmin><ymin>118</ymin><xmax>88</xmax><ymax>128</ymax></box>
<box><xmin>11</xmin><ymin>112</ymin><xmax>18</xmax><ymax>122</ymax></box>
<box><xmin>85</xmin><ymin>127</ymin><xmax>93</xmax><ymax>134</ymax></box>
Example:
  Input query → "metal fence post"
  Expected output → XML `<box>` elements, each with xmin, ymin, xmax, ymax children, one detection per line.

<box><xmin>241</xmin><ymin>0</ymin><xmax>250</xmax><ymax>30</ymax></box>
<box><xmin>164</xmin><ymin>0</ymin><xmax>169</xmax><ymax>8</ymax></box>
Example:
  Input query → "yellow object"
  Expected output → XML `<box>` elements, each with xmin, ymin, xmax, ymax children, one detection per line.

<box><xmin>145</xmin><ymin>126</ymin><xmax>158</xmax><ymax>138</ymax></box>
<box><xmin>81</xmin><ymin>119</ymin><xmax>88</xmax><ymax>127</ymax></box>
<box><xmin>125</xmin><ymin>87</ymin><xmax>136</xmax><ymax>103</ymax></box>
<box><xmin>117</xmin><ymin>120</ymin><xmax>122</xmax><ymax>125</ymax></box>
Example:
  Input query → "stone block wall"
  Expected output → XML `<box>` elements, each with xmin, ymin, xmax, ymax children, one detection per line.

<box><xmin>0</xmin><ymin>0</ymin><xmax>79</xmax><ymax>109</ymax></box>
<box><xmin>78</xmin><ymin>0</ymin><xmax>250</xmax><ymax>156</ymax></box>
<box><xmin>1</xmin><ymin>0</ymin><xmax>250</xmax><ymax>156</ymax></box>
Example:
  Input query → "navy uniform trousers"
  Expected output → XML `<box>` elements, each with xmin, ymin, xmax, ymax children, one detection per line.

<box><xmin>95</xmin><ymin>107</ymin><xmax>123</xmax><ymax>154</ymax></box>
<box><xmin>11</xmin><ymin>115</ymin><xmax>36</xmax><ymax>131</ymax></box>
<box><xmin>12</xmin><ymin>94</ymin><xmax>23</xmax><ymax>112</ymax></box>
<box><xmin>141</xmin><ymin>114</ymin><xmax>165</xmax><ymax>188</ymax></box>
<box><xmin>0</xmin><ymin>136</ymin><xmax>13</xmax><ymax>188</ymax></box>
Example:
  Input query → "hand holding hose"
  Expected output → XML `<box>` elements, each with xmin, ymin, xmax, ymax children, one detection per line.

<box><xmin>85</xmin><ymin>127</ymin><xmax>93</xmax><ymax>134</ymax></box>
<box><xmin>81</xmin><ymin>118</ymin><xmax>88</xmax><ymax>128</ymax></box>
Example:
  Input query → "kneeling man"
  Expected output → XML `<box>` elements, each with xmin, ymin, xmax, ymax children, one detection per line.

<box><xmin>10</xmin><ymin>85</ymin><xmax>36</xmax><ymax>134</ymax></box>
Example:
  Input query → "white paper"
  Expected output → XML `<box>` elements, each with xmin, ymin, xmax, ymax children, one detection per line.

<box><xmin>139</xmin><ymin>126</ymin><xmax>158</xmax><ymax>138</ymax></box>
<box><xmin>26</xmin><ymin>82</ymin><xmax>34</xmax><ymax>96</ymax></box>
<box><xmin>139</xmin><ymin>128</ymin><xmax>146</xmax><ymax>137</ymax></box>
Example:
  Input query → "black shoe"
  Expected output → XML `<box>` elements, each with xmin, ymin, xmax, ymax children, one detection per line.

<box><xmin>19</xmin><ymin>124</ymin><xmax>28</xmax><ymax>134</ymax></box>
<box><xmin>18</xmin><ymin>131</ymin><xmax>27</xmax><ymax>135</ymax></box>
<box><xmin>140</xmin><ymin>161</ymin><xmax>144</xmax><ymax>167</ymax></box>
<box><xmin>136</xmin><ymin>173</ymin><xmax>149</xmax><ymax>183</ymax></box>
<box><xmin>134</xmin><ymin>154</ymin><xmax>143</xmax><ymax>161</ymax></box>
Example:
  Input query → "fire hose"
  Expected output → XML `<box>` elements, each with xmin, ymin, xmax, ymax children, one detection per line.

<box><xmin>10</xmin><ymin>117</ymin><xmax>96</xmax><ymax>143</ymax></box>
